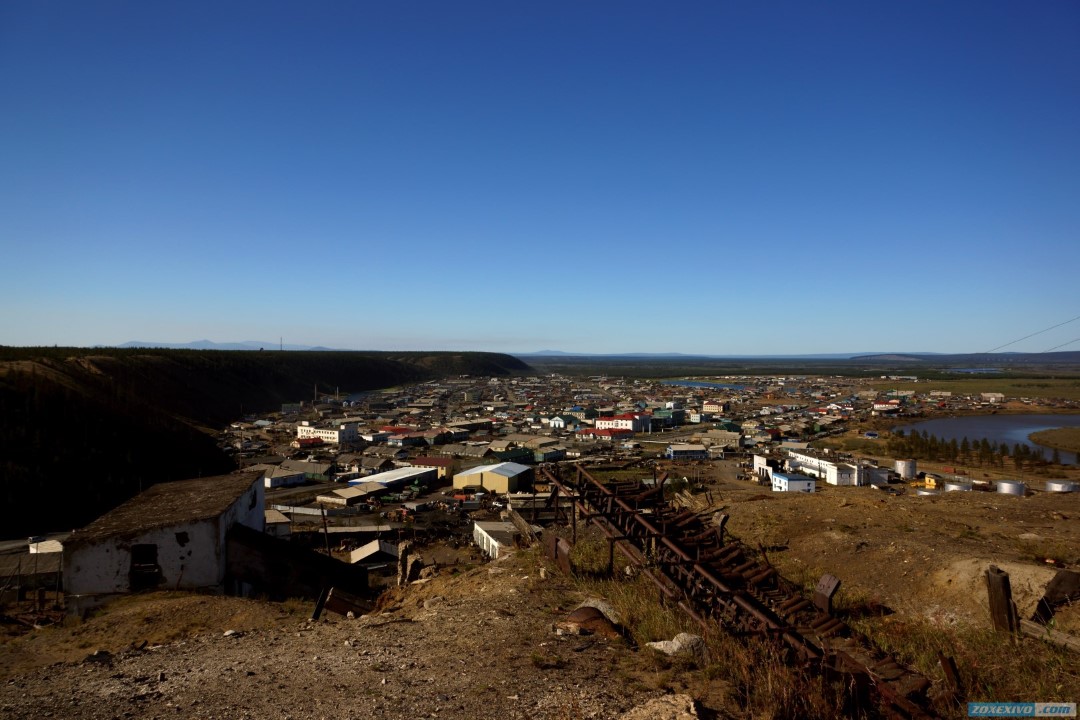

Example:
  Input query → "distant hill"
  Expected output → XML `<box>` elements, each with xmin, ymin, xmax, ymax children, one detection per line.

<box><xmin>118</xmin><ymin>340</ymin><xmax>338</xmax><ymax>351</ymax></box>
<box><xmin>520</xmin><ymin>350</ymin><xmax>1080</xmax><ymax>377</ymax></box>
<box><xmin>0</xmin><ymin>348</ymin><xmax>530</xmax><ymax>538</ymax></box>
<box><xmin>517</xmin><ymin>350</ymin><xmax>935</xmax><ymax>359</ymax></box>
<box><xmin>850</xmin><ymin>351</ymin><xmax>1080</xmax><ymax>365</ymax></box>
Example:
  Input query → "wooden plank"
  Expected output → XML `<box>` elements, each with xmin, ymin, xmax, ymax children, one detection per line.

<box><xmin>1033</xmin><ymin>569</ymin><xmax>1080</xmax><ymax>624</ymax></box>
<box><xmin>507</xmin><ymin>508</ymin><xmax>539</xmax><ymax>547</ymax></box>
<box><xmin>324</xmin><ymin>586</ymin><xmax>373</xmax><ymax>617</ymax></box>
<box><xmin>1019</xmin><ymin>619</ymin><xmax>1080</xmax><ymax>653</ymax></box>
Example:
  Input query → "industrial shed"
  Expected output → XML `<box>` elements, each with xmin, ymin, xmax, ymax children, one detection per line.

<box><xmin>318</xmin><ymin>485</ymin><xmax>375</xmax><ymax>507</ymax></box>
<box><xmin>452</xmin><ymin>462</ymin><xmax>533</xmax><ymax>494</ymax></box>
<box><xmin>665</xmin><ymin>443</ymin><xmax>708</xmax><ymax>460</ymax></box>
<box><xmin>262</xmin><ymin>466</ymin><xmax>306</xmax><ymax>489</ymax></box>
<box><xmin>63</xmin><ymin>472</ymin><xmax>264</xmax><ymax>612</ymax></box>
<box><xmin>349</xmin><ymin>465</ymin><xmax>437</xmax><ymax>490</ymax></box>
<box><xmin>473</xmin><ymin>521</ymin><xmax>520</xmax><ymax>559</ymax></box>
<box><xmin>349</xmin><ymin>539</ymin><xmax>400</xmax><ymax>567</ymax></box>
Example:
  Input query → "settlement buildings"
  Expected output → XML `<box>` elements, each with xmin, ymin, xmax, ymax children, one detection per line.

<box><xmin>453</xmin><ymin>462</ymin><xmax>533</xmax><ymax>494</ymax></box>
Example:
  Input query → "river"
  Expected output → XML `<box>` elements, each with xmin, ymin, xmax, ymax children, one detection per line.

<box><xmin>895</xmin><ymin>414</ymin><xmax>1080</xmax><ymax>465</ymax></box>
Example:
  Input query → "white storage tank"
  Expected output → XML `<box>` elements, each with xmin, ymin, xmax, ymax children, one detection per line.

<box><xmin>915</xmin><ymin>488</ymin><xmax>940</xmax><ymax>496</ymax></box>
<box><xmin>895</xmin><ymin>459</ymin><xmax>917</xmax><ymax>480</ymax></box>
<box><xmin>943</xmin><ymin>480</ymin><xmax>972</xmax><ymax>492</ymax></box>
<box><xmin>996</xmin><ymin>480</ymin><xmax>1026</xmax><ymax>496</ymax></box>
<box><xmin>1045</xmin><ymin>480</ymin><xmax>1078</xmax><ymax>493</ymax></box>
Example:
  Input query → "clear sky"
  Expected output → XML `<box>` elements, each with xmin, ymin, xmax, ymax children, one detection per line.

<box><xmin>2</xmin><ymin>1</ymin><xmax>1078</xmax><ymax>355</ymax></box>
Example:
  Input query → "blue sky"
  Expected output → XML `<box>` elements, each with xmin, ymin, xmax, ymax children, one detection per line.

<box><xmin>2</xmin><ymin>1</ymin><xmax>1078</xmax><ymax>355</ymax></box>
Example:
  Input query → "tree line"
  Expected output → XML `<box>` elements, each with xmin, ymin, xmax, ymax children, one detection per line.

<box><xmin>888</xmin><ymin>429</ymin><xmax>1061</xmax><ymax>470</ymax></box>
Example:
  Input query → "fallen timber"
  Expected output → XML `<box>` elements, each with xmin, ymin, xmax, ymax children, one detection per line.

<box><xmin>541</xmin><ymin>465</ymin><xmax>939</xmax><ymax>720</ymax></box>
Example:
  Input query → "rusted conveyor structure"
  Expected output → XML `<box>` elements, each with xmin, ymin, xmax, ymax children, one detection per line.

<box><xmin>541</xmin><ymin>465</ymin><xmax>938</xmax><ymax>720</ymax></box>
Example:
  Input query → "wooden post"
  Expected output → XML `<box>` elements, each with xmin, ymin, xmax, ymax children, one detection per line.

<box><xmin>321</xmin><ymin>508</ymin><xmax>332</xmax><ymax>556</ymax></box>
<box><xmin>937</xmin><ymin>652</ymin><xmax>963</xmax><ymax>708</ymax></box>
<box><xmin>985</xmin><ymin>565</ymin><xmax>1018</xmax><ymax>634</ymax></box>
<box><xmin>310</xmin><ymin>586</ymin><xmax>330</xmax><ymax>621</ymax></box>
<box><xmin>571</xmin><ymin>493</ymin><xmax>577</xmax><ymax>545</ymax></box>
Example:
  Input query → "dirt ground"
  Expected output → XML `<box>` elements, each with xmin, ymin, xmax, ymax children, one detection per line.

<box><xmin>2</xmin><ymin>466</ymin><xmax>1078</xmax><ymax>719</ymax></box>
<box><xmin>701</xmin><ymin>467</ymin><xmax>1080</xmax><ymax>633</ymax></box>
<box><xmin>0</xmin><ymin>556</ymin><xmax>711</xmax><ymax>720</ymax></box>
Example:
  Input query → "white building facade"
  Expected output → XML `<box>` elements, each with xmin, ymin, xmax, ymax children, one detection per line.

<box><xmin>771</xmin><ymin>472</ymin><xmax>816</xmax><ymax>493</ymax></box>
<box><xmin>297</xmin><ymin>421</ymin><xmax>360</xmax><ymax>444</ymax></box>
<box><xmin>64</xmin><ymin>473</ymin><xmax>265</xmax><ymax>612</ymax></box>
<box><xmin>594</xmin><ymin>413</ymin><xmax>651</xmax><ymax>433</ymax></box>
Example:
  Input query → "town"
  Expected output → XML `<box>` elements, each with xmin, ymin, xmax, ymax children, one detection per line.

<box><xmin>51</xmin><ymin>370</ymin><xmax>1071</xmax><ymax>599</ymax></box>
<box><xmin>4</xmin><ymin>368</ymin><xmax>1079</xmax><ymax>719</ymax></box>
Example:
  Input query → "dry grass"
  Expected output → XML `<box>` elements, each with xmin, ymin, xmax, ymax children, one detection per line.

<box><xmin>865</xmin><ymin>378</ymin><xmax>1080</xmax><ymax>401</ymax></box>
<box><xmin>0</xmin><ymin>591</ymin><xmax>302</xmax><ymax>681</ymax></box>
<box><xmin>555</xmin><ymin>525</ymin><xmax>1080</xmax><ymax>718</ymax></box>
<box><xmin>1014</xmin><ymin>537</ymin><xmax>1078</xmax><ymax>566</ymax></box>
<box><xmin>1029</xmin><ymin>427</ymin><xmax>1080</xmax><ymax>453</ymax></box>
<box><xmin>849</xmin><ymin>615</ymin><xmax>1080</xmax><ymax>705</ymax></box>
<box><xmin>562</xmin><ymin>529</ymin><xmax>861</xmax><ymax>719</ymax></box>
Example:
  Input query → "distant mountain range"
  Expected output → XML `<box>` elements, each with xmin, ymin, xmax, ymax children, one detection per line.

<box><xmin>117</xmin><ymin>340</ymin><xmax>337</xmax><ymax>351</ymax></box>
<box><xmin>109</xmin><ymin>344</ymin><xmax>1080</xmax><ymax>365</ymax></box>
<box><xmin>520</xmin><ymin>350</ymin><xmax>940</xmax><ymax>359</ymax></box>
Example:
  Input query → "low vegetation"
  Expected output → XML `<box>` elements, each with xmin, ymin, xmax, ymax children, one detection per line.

<box><xmin>563</xmin><ymin>530</ymin><xmax>861</xmax><ymax>719</ymax></box>
<box><xmin>1029</xmin><ymin>427</ymin><xmax>1080</xmax><ymax>454</ymax></box>
<box><xmin>867</xmin><ymin>378</ymin><xmax>1080</xmax><ymax>402</ymax></box>
<box><xmin>558</xmin><ymin>525</ymin><xmax>1080</xmax><ymax>718</ymax></box>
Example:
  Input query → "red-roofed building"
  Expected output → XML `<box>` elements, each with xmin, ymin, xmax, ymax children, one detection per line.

<box><xmin>577</xmin><ymin>428</ymin><xmax>635</xmax><ymax>441</ymax></box>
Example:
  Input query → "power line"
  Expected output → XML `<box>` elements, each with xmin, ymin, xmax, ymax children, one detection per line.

<box><xmin>983</xmin><ymin>314</ymin><xmax>1080</xmax><ymax>353</ymax></box>
<box><xmin>1043</xmin><ymin>336</ymin><xmax>1080</xmax><ymax>353</ymax></box>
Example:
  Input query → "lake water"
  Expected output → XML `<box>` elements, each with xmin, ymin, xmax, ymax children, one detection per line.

<box><xmin>896</xmin><ymin>414</ymin><xmax>1080</xmax><ymax>465</ymax></box>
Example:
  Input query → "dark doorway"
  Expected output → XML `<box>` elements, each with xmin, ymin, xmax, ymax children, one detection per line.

<box><xmin>130</xmin><ymin>543</ymin><xmax>163</xmax><ymax>590</ymax></box>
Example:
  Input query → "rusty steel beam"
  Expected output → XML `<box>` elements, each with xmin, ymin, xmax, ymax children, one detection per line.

<box><xmin>543</xmin><ymin>465</ymin><xmax>937</xmax><ymax>720</ymax></box>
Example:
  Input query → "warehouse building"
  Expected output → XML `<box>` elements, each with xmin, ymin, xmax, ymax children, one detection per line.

<box><xmin>348</xmin><ymin>465</ymin><xmax>437</xmax><ymax>490</ymax></box>
<box><xmin>665</xmin><ymin>444</ymin><xmax>708</xmax><ymax>460</ymax></box>
<box><xmin>452</xmin><ymin>462</ymin><xmax>533</xmax><ymax>494</ymax></box>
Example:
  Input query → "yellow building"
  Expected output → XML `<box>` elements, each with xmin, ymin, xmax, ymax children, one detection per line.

<box><xmin>452</xmin><ymin>462</ymin><xmax>533</xmax><ymax>494</ymax></box>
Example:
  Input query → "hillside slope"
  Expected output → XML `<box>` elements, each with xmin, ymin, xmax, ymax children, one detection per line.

<box><xmin>0</xmin><ymin>348</ymin><xmax>531</xmax><ymax>537</ymax></box>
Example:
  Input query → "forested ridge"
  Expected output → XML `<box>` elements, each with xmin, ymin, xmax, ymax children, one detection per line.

<box><xmin>0</xmin><ymin>348</ymin><xmax>530</xmax><ymax>538</ymax></box>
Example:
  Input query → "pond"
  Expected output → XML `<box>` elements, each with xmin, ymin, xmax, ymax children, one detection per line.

<box><xmin>895</xmin><ymin>414</ymin><xmax>1080</xmax><ymax>465</ymax></box>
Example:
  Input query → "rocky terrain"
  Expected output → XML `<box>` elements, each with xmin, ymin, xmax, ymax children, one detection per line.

<box><xmin>3</xmin><ymin>470</ymin><xmax>1078</xmax><ymax>719</ymax></box>
<box><xmin>1</xmin><ymin>553</ymin><xmax>716</xmax><ymax>720</ymax></box>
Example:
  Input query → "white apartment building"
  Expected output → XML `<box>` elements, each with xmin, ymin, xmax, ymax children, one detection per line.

<box><xmin>296</xmin><ymin>420</ymin><xmax>359</xmax><ymax>444</ymax></box>
<box><xmin>787</xmin><ymin>449</ymin><xmax>867</xmax><ymax>487</ymax></box>
<box><xmin>594</xmin><ymin>413</ymin><xmax>651</xmax><ymax>433</ymax></box>
<box><xmin>771</xmin><ymin>472</ymin><xmax>816</xmax><ymax>493</ymax></box>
